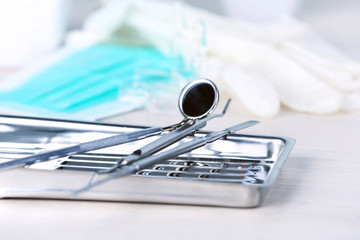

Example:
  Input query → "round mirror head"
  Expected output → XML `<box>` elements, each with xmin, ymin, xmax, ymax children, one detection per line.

<box><xmin>178</xmin><ymin>78</ymin><xmax>219</xmax><ymax>120</ymax></box>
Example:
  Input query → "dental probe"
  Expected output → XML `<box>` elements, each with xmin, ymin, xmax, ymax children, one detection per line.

<box><xmin>74</xmin><ymin>120</ymin><xmax>259</xmax><ymax>195</ymax></box>
<box><xmin>0</xmin><ymin>78</ymin><xmax>219</xmax><ymax>172</ymax></box>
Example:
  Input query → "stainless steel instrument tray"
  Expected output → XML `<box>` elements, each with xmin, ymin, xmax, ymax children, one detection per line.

<box><xmin>0</xmin><ymin>115</ymin><xmax>295</xmax><ymax>208</ymax></box>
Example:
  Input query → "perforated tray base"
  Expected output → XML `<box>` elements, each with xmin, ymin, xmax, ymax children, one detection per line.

<box><xmin>0</xmin><ymin>115</ymin><xmax>295</xmax><ymax>207</ymax></box>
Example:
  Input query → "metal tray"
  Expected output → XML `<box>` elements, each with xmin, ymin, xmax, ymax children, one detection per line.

<box><xmin>0</xmin><ymin>115</ymin><xmax>295</xmax><ymax>208</ymax></box>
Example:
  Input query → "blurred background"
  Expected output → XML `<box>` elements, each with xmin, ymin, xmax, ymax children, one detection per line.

<box><xmin>1</xmin><ymin>0</ymin><xmax>359</xmax><ymax>67</ymax></box>
<box><xmin>0</xmin><ymin>0</ymin><xmax>359</xmax><ymax>120</ymax></box>
<box><xmin>192</xmin><ymin>0</ymin><xmax>360</xmax><ymax>60</ymax></box>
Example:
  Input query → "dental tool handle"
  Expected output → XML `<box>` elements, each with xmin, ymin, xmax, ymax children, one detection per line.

<box><xmin>127</xmin><ymin>121</ymin><xmax>259</xmax><ymax>171</ymax></box>
<box><xmin>127</xmin><ymin>120</ymin><xmax>206</xmax><ymax>160</ymax></box>
<box><xmin>0</xmin><ymin>126</ymin><xmax>163</xmax><ymax>172</ymax></box>
<box><xmin>124</xmin><ymin>99</ymin><xmax>232</xmax><ymax>162</ymax></box>
<box><xmin>74</xmin><ymin>132</ymin><xmax>210</xmax><ymax>194</ymax></box>
<box><xmin>122</xmin><ymin>98</ymin><xmax>232</xmax><ymax>164</ymax></box>
<box><xmin>99</xmin><ymin>120</ymin><xmax>207</xmax><ymax>173</ymax></box>
<box><xmin>74</xmin><ymin>121</ymin><xmax>259</xmax><ymax>194</ymax></box>
<box><xmin>102</xmin><ymin>113</ymin><xmax>216</xmax><ymax>173</ymax></box>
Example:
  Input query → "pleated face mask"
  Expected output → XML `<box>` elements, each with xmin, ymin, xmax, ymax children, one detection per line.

<box><xmin>0</xmin><ymin>44</ymin><xmax>195</xmax><ymax>120</ymax></box>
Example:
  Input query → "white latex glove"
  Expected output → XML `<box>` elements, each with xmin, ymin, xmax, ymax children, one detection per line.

<box><xmin>185</xmin><ymin>6</ymin><xmax>358</xmax><ymax>113</ymax></box>
<box><xmin>343</xmin><ymin>93</ymin><xmax>360</xmax><ymax>111</ymax></box>
<box><xmin>221</xmin><ymin>65</ymin><xmax>280</xmax><ymax>118</ymax></box>
<box><xmin>278</xmin><ymin>40</ymin><xmax>360</xmax><ymax>92</ymax></box>
<box><xmin>65</xmin><ymin>0</ymin><xmax>360</xmax><ymax>116</ymax></box>
<box><xmin>206</xmin><ymin>28</ymin><xmax>344</xmax><ymax>114</ymax></box>
<box><xmin>198</xmin><ymin>57</ymin><xmax>280</xmax><ymax>118</ymax></box>
<box><xmin>66</xmin><ymin>0</ymin><xmax>131</xmax><ymax>49</ymax></box>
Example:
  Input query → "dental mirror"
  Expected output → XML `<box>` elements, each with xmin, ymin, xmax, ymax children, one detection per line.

<box><xmin>0</xmin><ymin>78</ymin><xmax>221</xmax><ymax>172</ymax></box>
<box><xmin>179</xmin><ymin>78</ymin><xmax>219</xmax><ymax>120</ymax></box>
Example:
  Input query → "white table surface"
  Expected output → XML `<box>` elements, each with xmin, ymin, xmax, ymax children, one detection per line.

<box><xmin>0</xmin><ymin>69</ymin><xmax>359</xmax><ymax>240</ymax></box>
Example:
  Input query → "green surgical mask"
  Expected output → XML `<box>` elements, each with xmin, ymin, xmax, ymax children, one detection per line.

<box><xmin>0</xmin><ymin>44</ymin><xmax>195</xmax><ymax>120</ymax></box>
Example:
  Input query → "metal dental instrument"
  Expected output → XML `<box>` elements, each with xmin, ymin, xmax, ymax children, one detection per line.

<box><xmin>0</xmin><ymin>78</ymin><xmax>219</xmax><ymax>172</ymax></box>
<box><xmin>96</xmin><ymin>98</ymin><xmax>230</xmax><ymax>175</ymax></box>
<box><xmin>74</xmin><ymin>120</ymin><xmax>259</xmax><ymax>194</ymax></box>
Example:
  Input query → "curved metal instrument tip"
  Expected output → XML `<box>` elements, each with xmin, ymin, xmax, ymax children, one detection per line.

<box><xmin>222</xmin><ymin>98</ymin><xmax>232</xmax><ymax>114</ymax></box>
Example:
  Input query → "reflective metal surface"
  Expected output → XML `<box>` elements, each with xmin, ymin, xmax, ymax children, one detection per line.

<box><xmin>178</xmin><ymin>78</ymin><xmax>219</xmax><ymax>120</ymax></box>
<box><xmin>0</xmin><ymin>79</ymin><xmax>222</xmax><ymax>172</ymax></box>
<box><xmin>0</xmin><ymin>115</ymin><xmax>295</xmax><ymax>208</ymax></box>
